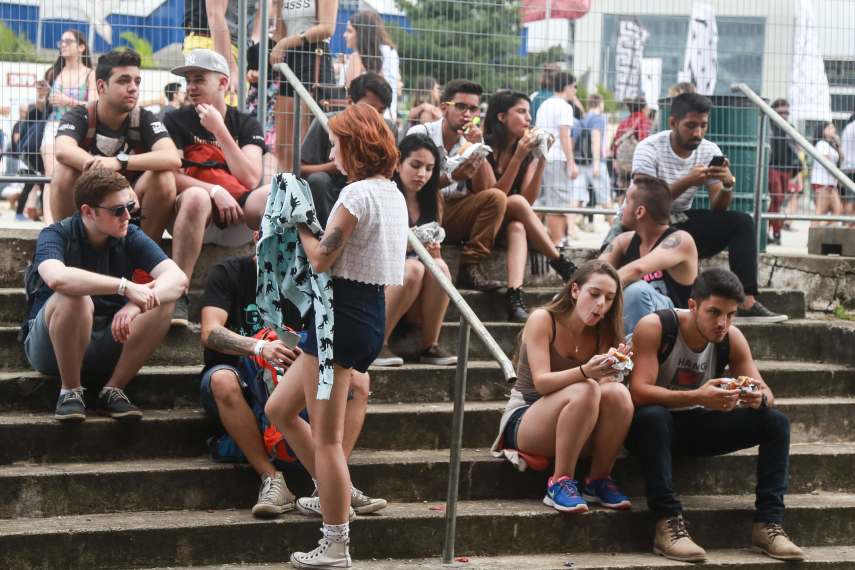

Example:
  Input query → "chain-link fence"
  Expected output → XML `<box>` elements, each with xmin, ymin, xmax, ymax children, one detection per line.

<box><xmin>1</xmin><ymin>0</ymin><xmax>853</xmax><ymax>240</ymax></box>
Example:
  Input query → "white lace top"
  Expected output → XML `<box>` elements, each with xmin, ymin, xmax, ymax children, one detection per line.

<box><xmin>328</xmin><ymin>178</ymin><xmax>408</xmax><ymax>286</ymax></box>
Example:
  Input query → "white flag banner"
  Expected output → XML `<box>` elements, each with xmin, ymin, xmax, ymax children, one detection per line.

<box><xmin>641</xmin><ymin>57</ymin><xmax>662</xmax><ymax>110</ymax></box>
<box><xmin>39</xmin><ymin>0</ymin><xmax>120</xmax><ymax>44</ymax></box>
<box><xmin>614</xmin><ymin>16</ymin><xmax>650</xmax><ymax>102</ymax></box>
<box><xmin>788</xmin><ymin>0</ymin><xmax>832</xmax><ymax>122</ymax></box>
<box><xmin>677</xmin><ymin>2</ymin><xmax>718</xmax><ymax>96</ymax></box>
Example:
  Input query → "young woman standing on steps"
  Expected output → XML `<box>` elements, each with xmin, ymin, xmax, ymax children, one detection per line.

<box><xmin>492</xmin><ymin>259</ymin><xmax>635</xmax><ymax>513</ymax></box>
<box><xmin>264</xmin><ymin>104</ymin><xmax>407</xmax><ymax>569</ymax></box>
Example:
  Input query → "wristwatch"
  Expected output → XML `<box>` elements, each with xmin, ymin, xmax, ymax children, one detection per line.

<box><xmin>116</xmin><ymin>153</ymin><xmax>130</xmax><ymax>171</ymax></box>
<box><xmin>758</xmin><ymin>393</ymin><xmax>768</xmax><ymax>411</ymax></box>
<box><xmin>722</xmin><ymin>176</ymin><xmax>736</xmax><ymax>191</ymax></box>
<box><xmin>300</xmin><ymin>32</ymin><xmax>309</xmax><ymax>47</ymax></box>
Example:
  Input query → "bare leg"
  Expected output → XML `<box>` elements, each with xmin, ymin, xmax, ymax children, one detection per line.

<box><xmin>42</xmin><ymin>144</ymin><xmax>57</xmax><ymax>224</ymax></box>
<box><xmin>342</xmin><ymin>371</ymin><xmax>369</xmax><ymax>460</ymax></box>
<box><xmin>171</xmin><ymin>188</ymin><xmax>212</xmax><ymax>289</ymax></box>
<box><xmin>383</xmin><ymin>259</ymin><xmax>424</xmax><ymax>344</ymax></box>
<box><xmin>265</xmin><ymin>354</ymin><xmax>318</xmax><ymax>478</ymax></box>
<box><xmin>105</xmin><ymin>301</ymin><xmax>174</xmax><ymax>389</ymax></box>
<box><xmin>243</xmin><ymin>184</ymin><xmax>271</xmax><ymax>230</ymax></box>
<box><xmin>505</xmin><ymin>194</ymin><xmax>560</xmax><ymax>260</ymax></box>
<box><xmin>133</xmin><ymin>170</ymin><xmax>177</xmax><ymax>244</ymax></box>
<box><xmin>546</xmin><ymin>214</ymin><xmax>567</xmax><ymax>247</ymax></box>
<box><xmin>49</xmin><ymin>162</ymin><xmax>81</xmax><ymax>223</ymax></box>
<box><xmin>500</xmin><ymin>220</ymin><xmax>527</xmax><ymax>289</ymax></box>
<box><xmin>43</xmin><ymin>292</ymin><xmax>94</xmax><ymax>389</ymax></box>
<box><xmin>275</xmin><ymin>96</ymin><xmax>311</xmax><ymax>174</ymax></box>
<box><xmin>210</xmin><ymin>368</ymin><xmax>275</xmax><ymax>477</ymax></box>
<box><xmin>419</xmin><ymin>257</ymin><xmax>452</xmax><ymax>349</ymax></box>
<box><xmin>515</xmin><ymin>380</ymin><xmax>601</xmax><ymax>479</ymax></box>
<box><xmin>588</xmin><ymin>382</ymin><xmax>634</xmax><ymax>479</ymax></box>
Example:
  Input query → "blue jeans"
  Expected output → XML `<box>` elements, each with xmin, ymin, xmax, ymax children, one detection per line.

<box><xmin>622</xmin><ymin>280</ymin><xmax>675</xmax><ymax>337</ymax></box>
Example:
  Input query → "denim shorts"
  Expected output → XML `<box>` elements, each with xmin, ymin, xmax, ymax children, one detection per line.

<box><xmin>301</xmin><ymin>278</ymin><xmax>385</xmax><ymax>374</ymax></box>
<box><xmin>199</xmin><ymin>364</ymin><xmax>250</xmax><ymax>418</ymax></box>
<box><xmin>24</xmin><ymin>303</ymin><xmax>123</xmax><ymax>376</ymax></box>
<box><xmin>502</xmin><ymin>406</ymin><xmax>529</xmax><ymax>451</ymax></box>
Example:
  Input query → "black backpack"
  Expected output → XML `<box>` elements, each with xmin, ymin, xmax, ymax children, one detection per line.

<box><xmin>574</xmin><ymin>126</ymin><xmax>593</xmax><ymax>166</ymax></box>
<box><xmin>654</xmin><ymin>308</ymin><xmax>730</xmax><ymax>379</ymax></box>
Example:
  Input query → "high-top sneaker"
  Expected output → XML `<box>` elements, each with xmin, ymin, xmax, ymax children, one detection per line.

<box><xmin>350</xmin><ymin>485</ymin><xmax>387</xmax><ymax>514</ymax></box>
<box><xmin>653</xmin><ymin>516</ymin><xmax>707</xmax><ymax>562</ymax></box>
<box><xmin>252</xmin><ymin>471</ymin><xmax>296</xmax><ymax>517</ymax></box>
<box><xmin>290</xmin><ymin>538</ymin><xmax>351</xmax><ymax>569</ymax></box>
<box><xmin>506</xmin><ymin>287</ymin><xmax>529</xmax><ymax>322</ymax></box>
<box><xmin>752</xmin><ymin>522</ymin><xmax>805</xmax><ymax>561</ymax></box>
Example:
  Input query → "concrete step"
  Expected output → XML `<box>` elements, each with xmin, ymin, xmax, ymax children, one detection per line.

<box><xmin>3</xmin><ymin>319</ymin><xmax>853</xmax><ymax>373</ymax></box>
<box><xmin>1</xmin><ymin>494</ymin><xmax>853</xmax><ymax>568</ymax></box>
<box><xmin>0</xmin><ymin>287</ymin><xmax>807</xmax><ymax>327</ymax></box>
<box><xmin>3</xmin><ymin>442</ymin><xmax>854</xmax><ymax>519</ymax></box>
<box><xmin>0</xmin><ymin>360</ymin><xmax>852</xmax><ymax>413</ymax></box>
<box><xmin>1</xmin><ymin>398</ymin><xmax>852</xmax><ymax>464</ymax></box>
<box><xmin>132</xmin><ymin>546</ymin><xmax>855</xmax><ymax>569</ymax></box>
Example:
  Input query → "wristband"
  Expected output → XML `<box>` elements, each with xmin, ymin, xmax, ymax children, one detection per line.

<box><xmin>446</xmin><ymin>172</ymin><xmax>456</xmax><ymax>186</ymax></box>
<box><xmin>118</xmin><ymin>277</ymin><xmax>127</xmax><ymax>297</ymax></box>
<box><xmin>254</xmin><ymin>340</ymin><xmax>268</xmax><ymax>357</ymax></box>
<box><xmin>210</xmin><ymin>185</ymin><xmax>225</xmax><ymax>198</ymax></box>
<box><xmin>579</xmin><ymin>365</ymin><xmax>590</xmax><ymax>379</ymax></box>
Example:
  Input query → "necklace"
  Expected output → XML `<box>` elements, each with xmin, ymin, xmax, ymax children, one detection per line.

<box><xmin>562</xmin><ymin>314</ymin><xmax>583</xmax><ymax>356</ymax></box>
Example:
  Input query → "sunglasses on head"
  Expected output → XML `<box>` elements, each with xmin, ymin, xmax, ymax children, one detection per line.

<box><xmin>444</xmin><ymin>102</ymin><xmax>481</xmax><ymax>115</ymax></box>
<box><xmin>90</xmin><ymin>202</ymin><xmax>135</xmax><ymax>217</ymax></box>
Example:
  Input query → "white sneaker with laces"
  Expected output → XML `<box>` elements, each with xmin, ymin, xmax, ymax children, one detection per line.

<box><xmin>290</xmin><ymin>538</ymin><xmax>351</xmax><ymax>569</ymax></box>
<box><xmin>350</xmin><ymin>485</ymin><xmax>387</xmax><ymax>514</ymax></box>
<box><xmin>252</xmin><ymin>471</ymin><xmax>296</xmax><ymax>517</ymax></box>
<box><xmin>296</xmin><ymin>494</ymin><xmax>356</xmax><ymax>522</ymax></box>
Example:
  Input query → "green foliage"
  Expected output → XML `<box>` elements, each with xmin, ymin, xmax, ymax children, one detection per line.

<box><xmin>389</xmin><ymin>0</ymin><xmax>567</xmax><ymax>102</ymax></box>
<box><xmin>119</xmin><ymin>32</ymin><xmax>155</xmax><ymax>69</ymax></box>
<box><xmin>832</xmin><ymin>304</ymin><xmax>855</xmax><ymax>322</ymax></box>
<box><xmin>0</xmin><ymin>21</ymin><xmax>37</xmax><ymax>62</ymax></box>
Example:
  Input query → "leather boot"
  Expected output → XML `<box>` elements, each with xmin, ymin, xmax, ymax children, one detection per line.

<box><xmin>506</xmin><ymin>287</ymin><xmax>529</xmax><ymax>323</ymax></box>
<box><xmin>653</xmin><ymin>516</ymin><xmax>707</xmax><ymax>562</ymax></box>
<box><xmin>549</xmin><ymin>254</ymin><xmax>579</xmax><ymax>283</ymax></box>
<box><xmin>751</xmin><ymin>522</ymin><xmax>805</xmax><ymax>561</ymax></box>
<box><xmin>457</xmin><ymin>262</ymin><xmax>502</xmax><ymax>291</ymax></box>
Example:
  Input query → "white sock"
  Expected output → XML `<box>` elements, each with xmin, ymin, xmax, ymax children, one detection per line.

<box><xmin>100</xmin><ymin>387</ymin><xmax>116</xmax><ymax>396</ymax></box>
<box><xmin>322</xmin><ymin>522</ymin><xmax>349</xmax><ymax>543</ymax></box>
<box><xmin>60</xmin><ymin>388</ymin><xmax>72</xmax><ymax>396</ymax></box>
<box><xmin>312</xmin><ymin>478</ymin><xmax>318</xmax><ymax>491</ymax></box>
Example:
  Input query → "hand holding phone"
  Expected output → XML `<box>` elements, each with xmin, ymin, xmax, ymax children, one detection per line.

<box><xmin>708</xmin><ymin>155</ymin><xmax>727</xmax><ymax>168</ymax></box>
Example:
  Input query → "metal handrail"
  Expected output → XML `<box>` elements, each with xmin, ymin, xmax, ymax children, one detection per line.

<box><xmin>274</xmin><ymin>62</ymin><xmax>516</xmax><ymax>564</ymax></box>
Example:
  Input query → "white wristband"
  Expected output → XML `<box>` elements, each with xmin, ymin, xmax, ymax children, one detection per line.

<box><xmin>446</xmin><ymin>173</ymin><xmax>456</xmax><ymax>186</ymax></box>
<box><xmin>254</xmin><ymin>340</ymin><xmax>268</xmax><ymax>357</ymax></box>
<box><xmin>118</xmin><ymin>277</ymin><xmax>127</xmax><ymax>297</ymax></box>
<box><xmin>210</xmin><ymin>185</ymin><xmax>225</xmax><ymax>198</ymax></box>
<box><xmin>721</xmin><ymin>184</ymin><xmax>734</xmax><ymax>192</ymax></box>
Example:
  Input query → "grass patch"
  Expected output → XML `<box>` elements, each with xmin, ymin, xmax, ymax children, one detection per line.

<box><xmin>832</xmin><ymin>304</ymin><xmax>855</xmax><ymax>321</ymax></box>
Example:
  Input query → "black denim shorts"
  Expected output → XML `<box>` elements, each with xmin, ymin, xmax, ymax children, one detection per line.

<box><xmin>277</xmin><ymin>42</ymin><xmax>336</xmax><ymax>97</ymax></box>
<box><xmin>300</xmin><ymin>278</ymin><xmax>385</xmax><ymax>373</ymax></box>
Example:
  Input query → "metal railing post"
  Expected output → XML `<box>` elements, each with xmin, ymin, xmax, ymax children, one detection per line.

<box><xmin>257</xmin><ymin>0</ymin><xmax>270</xmax><ymax>174</ymax></box>
<box><xmin>442</xmin><ymin>318</ymin><xmax>470</xmax><ymax>566</ymax></box>
<box><xmin>752</xmin><ymin>111</ymin><xmax>767</xmax><ymax>265</ymax></box>
<box><xmin>237</xmin><ymin>0</ymin><xmax>248</xmax><ymax>112</ymax></box>
<box><xmin>292</xmin><ymin>92</ymin><xmax>302</xmax><ymax>176</ymax></box>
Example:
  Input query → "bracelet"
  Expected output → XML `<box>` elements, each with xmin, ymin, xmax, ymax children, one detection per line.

<box><xmin>210</xmin><ymin>185</ymin><xmax>224</xmax><ymax>198</ymax></box>
<box><xmin>118</xmin><ymin>277</ymin><xmax>127</xmax><ymax>297</ymax></box>
<box><xmin>254</xmin><ymin>340</ymin><xmax>268</xmax><ymax>357</ymax></box>
<box><xmin>446</xmin><ymin>172</ymin><xmax>456</xmax><ymax>186</ymax></box>
<box><xmin>579</xmin><ymin>364</ymin><xmax>590</xmax><ymax>379</ymax></box>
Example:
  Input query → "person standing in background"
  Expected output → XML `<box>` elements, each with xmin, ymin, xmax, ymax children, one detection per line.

<box><xmin>840</xmin><ymin>112</ymin><xmax>855</xmax><ymax>226</ymax></box>
<box><xmin>405</xmin><ymin>76</ymin><xmax>442</xmax><ymax>131</ymax></box>
<box><xmin>810</xmin><ymin>122</ymin><xmax>844</xmax><ymax>227</ymax></box>
<box><xmin>766</xmin><ymin>100</ymin><xmax>802</xmax><ymax>244</ymax></box>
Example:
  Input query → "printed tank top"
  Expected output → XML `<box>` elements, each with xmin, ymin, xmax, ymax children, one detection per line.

<box><xmin>281</xmin><ymin>0</ymin><xmax>318</xmax><ymax>38</ymax></box>
<box><xmin>656</xmin><ymin>317</ymin><xmax>717</xmax><ymax>411</ymax></box>
<box><xmin>621</xmin><ymin>226</ymin><xmax>693</xmax><ymax>309</ymax></box>
<box><xmin>49</xmin><ymin>80</ymin><xmax>88</xmax><ymax>121</ymax></box>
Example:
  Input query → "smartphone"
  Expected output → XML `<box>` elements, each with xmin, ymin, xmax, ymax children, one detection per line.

<box><xmin>708</xmin><ymin>155</ymin><xmax>727</xmax><ymax>167</ymax></box>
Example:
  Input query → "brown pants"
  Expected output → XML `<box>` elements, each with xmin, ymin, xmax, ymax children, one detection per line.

<box><xmin>442</xmin><ymin>188</ymin><xmax>507</xmax><ymax>265</ymax></box>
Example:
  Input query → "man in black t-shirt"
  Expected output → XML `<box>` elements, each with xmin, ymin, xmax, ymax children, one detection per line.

<box><xmin>52</xmin><ymin>49</ymin><xmax>182</xmax><ymax>244</ymax></box>
<box><xmin>163</xmin><ymin>49</ymin><xmax>272</xmax><ymax>326</ymax></box>
<box><xmin>200</xmin><ymin>240</ymin><xmax>387</xmax><ymax>518</ymax></box>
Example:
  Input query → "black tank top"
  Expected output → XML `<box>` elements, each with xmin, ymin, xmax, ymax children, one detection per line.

<box><xmin>622</xmin><ymin>226</ymin><xmax>692</xmax><ymax>309</ymax></box>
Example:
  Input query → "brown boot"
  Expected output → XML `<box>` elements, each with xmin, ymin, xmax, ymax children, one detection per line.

<box><xmin>653</xmin><ymin>516</ymin><xmax>707</xmax><ymax>562</ymax></box>
<box><xmin>751</xmin><ymin>522</ymin><xmax>805</xmax><ymax>561</ymax></box>
<box><xmin>456</xmin><ymin>262</ymin><xmax>502</xmax><ymax>292</ymax></box>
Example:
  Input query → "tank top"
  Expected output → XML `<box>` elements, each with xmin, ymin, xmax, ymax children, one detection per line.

<box><xmin>281</xmin><ymin>0</ymin><xmax>318</xmax><ymax>38</ymax></box>
<box><xmin>513</xmin><ymin>312</ymin><xmax>595</xmax><ymax>403</ymax></box>
<box><xmin>48</xmin><ymin>80</ymin><xmax>88</xmax><ymax>121</ymax></box>
<box><xmin>183</xmin><ymin>0</ymin><xmax>258</xmax><ymax>48</ymax></box>
<box><xmin>621</xmin><ymin>226</ymin><xmax>693</xmax><ymax>309</ymax></box>
<box><xmin>656</xmin><ymin>318</ymin><xmax>717</xmax><ymax>411</ymax></box>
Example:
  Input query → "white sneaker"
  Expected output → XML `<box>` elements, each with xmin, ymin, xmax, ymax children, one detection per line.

<box><xmin>252</xmin><ymin>471</ymin><xmax>296</xmax><ymax>517</ymax></box>
<box><xmin>290</xmin><ymin>538</ymin><xmax>351</xmax><ymax>569</ymax></box>
<box><xmin>351</xmin><ymin>485</ymin><xmax>387</xmax><ymax>514</ymax></box>
<box><xmin>297</xmin><ymin>494</ymin><xmax>357</xmax><ymax>522</ymax></box>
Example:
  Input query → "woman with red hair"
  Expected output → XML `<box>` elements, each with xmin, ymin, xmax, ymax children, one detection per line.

<box><xmin>265</xmin><ymin>103</ymin><xmax>407</xmax><ymax>568</ymax></box>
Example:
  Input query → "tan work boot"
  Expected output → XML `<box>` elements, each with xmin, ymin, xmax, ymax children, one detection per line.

<box><xmin>653</xmin><ymin>516</ymin><xmax>707</xmax><ymax>562</ymax></box>
<box><xmin>751</xmin><ymin>522</ymin><xmax>805</xmax><ymax>561</ymax></box>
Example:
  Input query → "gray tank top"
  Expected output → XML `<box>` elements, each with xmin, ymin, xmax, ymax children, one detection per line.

<box><xmin>656</xmin><ymin>325</ymin><xmax>717</xmax><ymax>411</ymax></box>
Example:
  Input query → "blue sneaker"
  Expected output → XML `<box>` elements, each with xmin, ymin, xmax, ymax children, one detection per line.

<box><xmin>15</xmin><ymin>213</ymin><xmax>29</xmax><ymax>222</ymax></box>
<box><xmin>543</xmin><ymin>476</ymin><xmax>588</xmax><ymax>513</ymax></box>
<box><xmin>581</xmin><ymin>475</ymin><xmax>631</xmax><ymax>509</ymax></box>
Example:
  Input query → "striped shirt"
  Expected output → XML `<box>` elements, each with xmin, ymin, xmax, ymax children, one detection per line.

<box><xmin>632</xmin><ymin>130</ymin><xmax>722</xmax><ymax>212</ymax></box>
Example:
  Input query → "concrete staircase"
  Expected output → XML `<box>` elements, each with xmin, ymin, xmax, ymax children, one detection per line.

<box><xmin>1</xmin><ymin>233</ymin><xmax>854</xmax><ymax>569</ymax></box>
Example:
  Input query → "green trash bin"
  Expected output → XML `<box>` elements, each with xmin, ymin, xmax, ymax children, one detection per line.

<box><xmin>658</xmin><ymin>94</ymin><xmax>768</xmax><ymax>250</ymax></box>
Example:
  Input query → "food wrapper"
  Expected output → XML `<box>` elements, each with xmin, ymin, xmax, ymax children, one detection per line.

<box><xmin>528</xmin><ymin>128</ymin><xmax>554</xmax><ymax>159</ymax></box>
<box><xmin>601</xmin><ymin>347</ymin><xmax>633</xmax><ymax>383</ymax></box>
<box><xmin>412</xmin><ymin>221</ymin><xmax>446</xmax><ymax>244</ymax></box>
<box><xmin>718</xmin><ymin>376</ymin><xmax>760</xmax><ymax>394</ymax></box>
<box><xmin>444</xmin><ymin>142</ymin><xmax>493</xmax><ymax>173</ymax></box>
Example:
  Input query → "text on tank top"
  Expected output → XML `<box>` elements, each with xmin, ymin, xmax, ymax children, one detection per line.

<box><xmin>621</xmin><ymin>226</ymin><xmax>692</xmax><ymax>309</ymax></box>
<box><xmin>656</xmin><ymin>323</ymin><xmax>717</xmax><ymax>410</ymax></box>
<box><xmin>280</xmin><ymin>0</ymin><xmax>317</xmax><ymax>38</ymax></box>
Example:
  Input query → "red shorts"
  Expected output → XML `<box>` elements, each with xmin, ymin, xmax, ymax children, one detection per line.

<box><xmin>812</xmin><ymin>184</ymin><xmax>837</xmax><ymax>192</ymax></box>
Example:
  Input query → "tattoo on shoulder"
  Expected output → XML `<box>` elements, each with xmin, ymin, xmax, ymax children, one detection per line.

<box><xmin>604</xmin><ymin>241</ymin><xmax>616</xmax><ymax>253</ymax></box>
<box><xmin>661</xmin><ymin>234</ymin><xmax>682</xmax><ymax>250</ymax></box>
<box><xmin>208</xmin><ymin>326</ymin><xmax>257</xmax><ymax>355</ymax></box>
<box><xmin>319</xmin><ymin>227</ymin><xmax>344</xmax><ymax>256</ymax></box>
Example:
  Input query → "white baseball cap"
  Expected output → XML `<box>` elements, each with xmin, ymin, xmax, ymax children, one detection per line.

<box><xmin>171</xmin><ymin>49</ymin><xmax>230</xmax><ymax>79</ymax></box>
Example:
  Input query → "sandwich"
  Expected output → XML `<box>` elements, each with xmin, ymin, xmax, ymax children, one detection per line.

<box><xmin>459</xmin><ymin>141</ymin><xmax>474</xmax><ymax>155</ymax></box>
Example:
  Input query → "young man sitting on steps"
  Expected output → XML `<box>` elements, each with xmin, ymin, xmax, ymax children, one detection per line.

<box><xmin>200</xmin><ymin>239</ymin><xmax>386</xmax><ymax>518</ymax></box>
<box><xmin>599</xmin><ymin>176</ymin><xmax>698</xmax><ymax>335</ymax></box>
<box><xmin>25</xmin><ymin>169</ymin><xmax>188</xmax><ymax>422</ymax></box>
<box><xmin>625</xmin><ymin>268</ymin><xmax>803</xmax><ymax>563</ymax></box>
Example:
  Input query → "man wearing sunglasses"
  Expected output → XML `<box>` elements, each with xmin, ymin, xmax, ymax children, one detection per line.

<box><xmin>24</xmin><ymin>169</ymin><xmax>188</xmax><ymax>422</ymax></box>
<box><xmin>51</xmin><ymin>49</ymin><xmax>181</xmax><ymax>246</ymax></box>
<box><xmin>407</xmin><ymin>79</ymin><xmax>506</xmax><ymax>292</ymax></box>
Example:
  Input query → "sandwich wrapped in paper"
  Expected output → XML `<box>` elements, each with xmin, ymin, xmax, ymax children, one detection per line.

<box><xmin>718</xmin><ymin>375</ymin><xmax>760</xmax><ymax>394</ymax></box>
<box><xmin>526</xmin><ymin>127</ymin><xmax>554</xmax><ymax>159</ymax></box>
<box><xmin>601</xmin><ymin>347</ymin><xmax>633</xmax><ymax>383</ymax></box>
<box><xmin>412</xmin><ymin>221</ymin><xmax>446</xmax><ymax>244</ymax></box>
<box><xmin>444</xmin><ymin>141</ymin><xmax>493</xmax><ymax>173</ymax></box>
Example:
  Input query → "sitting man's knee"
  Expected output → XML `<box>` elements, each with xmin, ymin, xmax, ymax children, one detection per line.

<box><xmin>480</xmin><ymin>188</ymin><xmax>508</xmax><ymax>210</ymax></box>
<box><xmin>209</xmin><ymin>369</ymin><xmax>244</xmax><ymax>403</ymax></box>
<box><xmin>763</xmin><ymin>408</ymin><xmax>790</xmax><ymax>434</ymax></box>
<box><xmin>55</xmin><ymin>293</ymin><xmax>95</xmax><ymax>313</ymax></box>
<box><xmin>177</xmin><ymin>187</ymin><xmax>212</xmax><ymax>214</ymax></box>
<box><xmin>624</xmin><ymin>280</ymin><xmax>652</xmax><ymax>302</ymax></box>
<box><xmin>633</xmin><ymin>405</ymin><xmax>672</xmax><ymax>429</ymax></box>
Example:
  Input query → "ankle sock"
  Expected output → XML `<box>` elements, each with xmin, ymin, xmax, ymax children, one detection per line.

<box><xmin>312</xmin><ymin>478</ymin><xmax>318</xmax><ymax>491</ymax></box>
<box><xmin>322</xmin><ymin>522</ymin><xmax>349</xmax><ymax>543</ymax></box>
<box><xmin>100</xmin><ymin>387</ymin><xmax>116</xmax><ymax>396</ymax></box>
<box><xmin>60</xmin><ymin>388</ymin><xmax>72</xmax><ymax>396</ymax></box>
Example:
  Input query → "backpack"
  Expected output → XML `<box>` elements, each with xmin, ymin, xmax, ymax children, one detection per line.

<box><xmin>79</xmin><ymin>100</ymin><xmax>145</xmax><ymax>158</ymax></box>
<box><xmin>182</xmin><ymin>143</ymin><xmax>251</xmax><ymax>226</ymax></box>
<box><xmin>615</xmin><ymin>119</ymin><xmax>641</xmax><ymax>175</ymax></box>
<box><xmin>574</xmin><ymin>124</ymin><xmax>593</xmax><ymax>166</ymax></box>
<box><xmin>654</xmin><ymin>309</ymin><xmax>730</xmax><ymax>379</ymax></box>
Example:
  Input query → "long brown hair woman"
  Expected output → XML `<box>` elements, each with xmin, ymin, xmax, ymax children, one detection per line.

<box><xmin>492</xmin><ymin>259</ymin><xmax>635</xmax><ymax>513</ymax></box>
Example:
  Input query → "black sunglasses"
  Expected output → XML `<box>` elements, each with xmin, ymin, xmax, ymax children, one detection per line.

<box><xmin>90</xmin><ymin>201</ymin><xmax>136</xmax><ymax>217</ymax></box>
<box><xmin>444</xmin><ymin>101</ymin><xmax>482</xmax><ymax>115</ymax></box>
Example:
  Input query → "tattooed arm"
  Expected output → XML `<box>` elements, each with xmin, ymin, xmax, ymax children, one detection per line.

<box><xmin>297</xmin><ymin>204</ymin><xmax>359</xmax><ymax>274</ymax></box>
<box><xmin>616</xmin><ymin>229</ymin><xmax>698</xmax><ymax>286</ymax></box>
<box><xmin>201</xmin><ymin>306</ymin><xmax>301</xmax><ymax>365</ymax></box>
<box><xmin>598</xmin><ymin>231</ymin><xmax>629</xmax><ymax>269</ymax></box>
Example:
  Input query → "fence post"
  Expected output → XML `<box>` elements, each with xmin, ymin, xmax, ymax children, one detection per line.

<box><xmin>237</xmin><ymin>0</ymin><xmax>248</xmax><ymax>112</ymax></box>
<box><xmin>292</xmin><ymin>92</ymin><xmax>302</xmax><ymax>177</ymax></box>
<box><xmin>257</xmin><ymin>0</ymin><xmax>270</xmax><ymax>175</ymax></box>
<box><xmin>752</xmin><ymin>110</ymin><xmax>767</xmax><ymax>266</ymax></box>
<box><xmin>442</xmin><ymin>318</ymin><xmax>470</xmax><ymax>565</ymax></box>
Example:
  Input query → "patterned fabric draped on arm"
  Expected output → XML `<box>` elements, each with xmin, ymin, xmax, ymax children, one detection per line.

<box><xmin>256</xmin><ymin>173</ymin><xmax>336</xmax><ymax>400</ymax></box>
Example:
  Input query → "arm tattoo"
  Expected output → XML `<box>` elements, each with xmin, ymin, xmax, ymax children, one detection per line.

<box><xmin>604</xmin><ymin>241</ymin><xmax>615</xmax><ymax>253</ymax></box>
<box><xmin>319</xmin><ymin>226</ymin><xmax>344</xmax><ymax>256</ymax></box>
<box><xmin>207</xmin><ymin>326</ymin><xmax>257</xmax><ymax>355</ymax></box>
<box><xmin>661</xmin><ymin>234</ymin><xmax>682</xmax><ymax>250</ymax></box>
